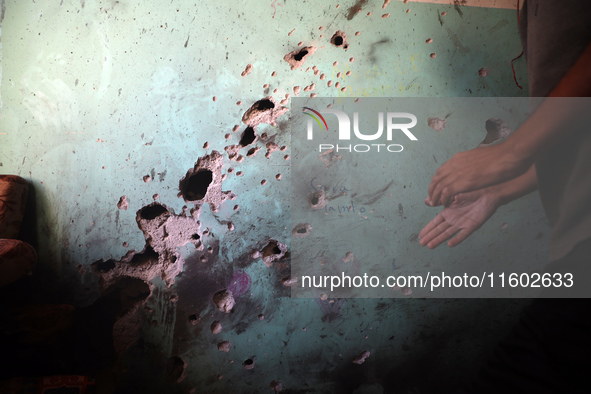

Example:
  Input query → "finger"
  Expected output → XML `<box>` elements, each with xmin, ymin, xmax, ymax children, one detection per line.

<box><xmin>447</xmin><ymin>228</ymin><xmax>473</xmax><ymax>247</ymax></box>
<box><xmin>423</xmin><ymin>220</ymin><xmax>451</xmax><ymax>248</ymax></box>
<box><xmin>427</xmin><ymin>172</ymin><xmax>444</xmax><ymax>204</ymax></box>
<box><xmin>419</xmin><ymin>218</ymin><xmax>450</xmax><ymax>247</ymax></box>
<box><xmin>419</xmin><ymin>214</ymin><xmax>445</xmax><ymax>244</ymax></box>
<box><xmin>428</xmin><ymin>176</ymin><xmax>446</xmax><ymax>207</ymax></box>
<box><xmin>427</xmin><ymin>225</ymin><xmax>459</xmax><ymax>249</ymax></box>
<box><xmin>424</xmin><ymin>197</ymin><xmax>433</xmax><ymax>206</ymax></box>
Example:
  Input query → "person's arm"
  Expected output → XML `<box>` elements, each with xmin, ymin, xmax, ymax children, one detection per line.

<box><xmin>420</xmin><ymin>165</ymin><xmax>537</xmax><ymax>249</ymax></box>
<box><xmin>427</xmin><ymin>41</ymin><xmax>591</xmax><ymax>207</ymax></box>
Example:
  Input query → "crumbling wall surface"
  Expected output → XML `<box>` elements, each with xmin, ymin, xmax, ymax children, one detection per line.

<box><xmin>0</xmin><ymin>0</ymin><xmax>540</xmax><ymax>393</ymax></box>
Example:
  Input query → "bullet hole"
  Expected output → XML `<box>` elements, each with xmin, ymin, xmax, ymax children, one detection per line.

<box><xmin>241</xmin><ymin>63</ymin><xmax>253</xmax><ymax>77</ymax></box>
<box><xmin>143</xmin><ymin>174</ymin><xmax>151</xmax><ymax>183</ymax></box>
<box><xmin>225</xmin><ymin>133</ymin><xmax>231</xmax><ymax>140</ymax></box>
<box><xmin>330</xmin><ymin>31</ymin><xmax>349</xmax><ymax>50</ymax></box>
<box><xmin>281</xmin><ymin>275</ymin><xmax>298</xmax><ymax>287</ymax></box>
<box><xmin>203</xmin><ymin>141</ymin><xmax>209</xmax><ymax>149</ymax></box>
<box><xmin>320</xmin><ymin>73</ymin><xmax>326</xmax><ymax>80</ymax></box>
<box><xmin>441</xmin><ymin>11</ymin><xmax>447</xmax><ymax>16</ymax></box>
<box><xmin>227</xmin><ymin>222</ymin><xmax>234</xmax><ymax>231</ymax></box>
<box><xmin>294</xmin><ymin>50</ymin><xmax>308</xmax><ymax>61</ymax></box>
<box><xmin>191</xmin><ymin>233</ymin><xmax>200</xmax><ymax>240</ymax></box>
<box><xmin>247</xmin><ymin>147</ymin><xmax>261</xmax><ymax>157</ymax></box>
<box><xmin>153</xmin><ymin>194</ymin><xmax>159</xmax><ymax>200</ymax></box>
<box><xmin>328</xmin><ymin>80</ymin><xmax>333</xmax><ymax>87</ymax></box>
<box><xmin>333</xmin><ymin>61</ymin><xmax>338</xmax><ymax>66</ymax></box>
<box><xmin>242</xmin><ymin>358</ymin><xmax>255</xmax><ymax>369</ymax></box>
<box><xmin>200</xmin><ymin>255</ymin><xmax>207</xmax><ymax>262</ymax></box>
<box><xmin>236</xmin><ymin>171</ymin><xmax>243</xmax><ymax>177</ymax></box>
<box><xmin>309</xmin><ymin>190</ymin><xmax>328</xmax><ymax>210</ymax></box>
<box><xmin>233</xmin><ymin>125</ymin><xmax>240</xmax><ymax>132</ymax></box>
<box><xmin>211</xmin><ymin>320</ymin><xmax>222</xmax><ymax>334</ymax></box>
<box><xmin>272</xmin><ymin>71</ymin><xmax>277</xmax><ymax>77</ymax></box>
<box><xmin>355</xmin><ymin>31</ymin><xmax>360</xmax><ymax>36</ymax></box>
<box><xmin>320</xmin><ymin>293</ymin><xmax>328</xmax><ymax>300</ymax></box>
<box><xmin>352</xmin><ymin>350</ymin><xmax>370</xmax><ymax>364</ymax></box>
<box><xmin>242</xmin><ymin>97</ymin><xmax>287</xmax><ymax>128</ymax></box>
<box><xmin>227</xmin><ymin>167</ymin><xmax>234</xmax><ymax>174</ymax></box>
<box><xmin>349</xmin><ymin>57</ymin><xmax>355</xmax><ymax>62</ymax></box>
<box><xmin>335</xmin><ymin>82</ymin><xmax>341</xmax><ymax>89</ymax></box>
<box><xmin>275</xmin><ymin>174</ymin><xmax>282</xmax><ymax>180</ymax></box>
<box><xmin>236</xmin><ymin>101</ymin><xmax>242</xmax><ymax>106</ymax></box>
<box><xmin>288</xmin><ymin>28</ymin><xmax>295</xmax><ymax>36</ymax></box>
<box><xmin>480</xmin><ymin>118</ymin><xmax>512</xmax><ymax>146</ymax></box>
<box><xmin>180</xmin><ymin>169</ymin><xmax>213</xmax><ymax>201</ymax></box>
<box><xmin>236</xmin><ymin>155</ymin><xmax>244</xmax><ymax>162</ymax></box>
<box><xmin>234</xmin><ymin>205</ymin><xmax>239</xmax><ymax>211</ymax></box>
<box><xmin>430</xmin><ymin>53</ymin><xmax>437</xmax><ymax>59</ymax></box>
<box><xmin>270</xmin><ymin>380</ymin><xmax>283</xmax><ymax>392</ymax></box>
<box><xmin>256</xmin><ymin>99</ymin><xmax>274</xmax><ymax>110</ymax></box>
<box><xmin>166</xmin><ymin>356</ymin><xmax>187</xmax><ymax>383</ymax></box>
<box><xmin>261</xmin><ymin>179</ymin><xmax>267</xmax><ymax>185</ymax></box>
<box><xmin>117</xmin><ymin>195</ymin><xmax>129</xmax><ymax>210</ymax></box>
<box><xmin>213</xmin><ymin>289</ymin><xmax>235</xmax><ymax>313</ymax></box>
<box><xmin>129</xmin><ymin>246</ymin><xmax>159</xmax><ymax>265</ymax></box>
<box><xmin>123</xmin><ymin>242</ymin><xmax>128</xmax><ymax>247</ymax></box>
<box><xmin>426</xmin><ymin>38</ymin><xmax>433</xmax><ymax>44</ymax></box>
<box><xmin>261</xmin><ymin>240</ymin><xmax>287</xmax><ymax>267</ymax></box>
<box><xmin>382</xmin><ymin>13</ymin><xmax>390</xmax><ymax>18</ymax></box>
<box><xmin>344</xmin><ymin>251</ymin><xmax>354</xmax><ymax>262</ymax></box>
<box><xmin>258</xmin><ymin>313</ymin><xmax>265</xmax><ymax>320</ymax></box>
<box><xmin>292</xmin><ymin>223</ymin><xmax>312</xmax><ymax>238</ymax></box>
<box><xmin>139</xmin><ymin>203</ymin><xmax>169</xmax><ymax>220</ymax></box>
<box><xmin>218</xmin><ymin>341</ymin><xmax>231</xmax><ymax>352</ymax></box>
<box><xmin>284</xmin><ymin>154</ymin><xmax>290</xmax><ymax>160</ymax></box>
<box><xmin>188</xmin><ymin>314</ymin><xmax>199</xmax><ymax>325</ymax></box>
<box><xmin>341</xmin><ymin>87</ymin><xmax>347</xmax><ymax>92</ymax></box>
<box><xmin>479</xmin><ymin>67</ymin><xmax>488</xmax><ymax>77</ymax></box>
<box><xmin>251</xmin><ymin>250</ymin><xmax>261</xmax><ymax>259</ymax></box>
<box><xmin>284</xmin><ymin>46</ymin><xmax>317</xmax><ymax>70</ymax></box>
<box><xmin>213</xmin><ymin>96</ymin><xmax>217</xmax><ymax>102</ymax></box>
<box><xmin>92</xmin><ymin>258</ymin><xmax>116</xmax><ymax>273</ymax></box>
<box><xmin>427</xmin><ymin>117</ymin><xmax>447</xmax><ymax>132</ymax></box>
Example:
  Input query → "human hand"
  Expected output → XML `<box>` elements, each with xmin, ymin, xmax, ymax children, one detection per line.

<box><xmin>427</xmin><ymin>142</ymin><xmax>531</xmax><ymax>207</ymax></box>
<box><xmin>419</xmin><ymin>188</ymin><xmax>500</xmax><ymax>249</ymax></box>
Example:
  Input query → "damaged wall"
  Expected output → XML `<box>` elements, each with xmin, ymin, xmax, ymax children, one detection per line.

<box><xmin>0</xmin><ymin>0</ymin><xmax>546</xmax><ymax>393</ymax></box>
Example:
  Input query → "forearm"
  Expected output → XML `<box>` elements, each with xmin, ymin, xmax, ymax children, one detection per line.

<box><xmin>488</xmin><ymin>164</ymin><xmax>538</xmax><ymax>207</ymax></box>
<box><xmin>507</xmin><ymin>41</ymin><xmax>591</xmax><ymax>162</ymax></box>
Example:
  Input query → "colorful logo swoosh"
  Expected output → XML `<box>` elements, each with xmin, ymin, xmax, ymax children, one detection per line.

<box><xmin>302</xmin><ymin>107</ymin><xmax>328</xmax><ymax>130</ymax></box>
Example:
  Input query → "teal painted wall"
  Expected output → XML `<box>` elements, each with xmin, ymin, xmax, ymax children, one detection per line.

<box><xmin>1</xmin><ymin>1</ymin><xmax>545</xmax><ymax>392</ymax></box>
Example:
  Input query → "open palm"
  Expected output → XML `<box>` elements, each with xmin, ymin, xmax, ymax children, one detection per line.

<box><xmin>419</xmin><ymin>189</ymin><xmax>499</xmax><ymax>249</ymax></box>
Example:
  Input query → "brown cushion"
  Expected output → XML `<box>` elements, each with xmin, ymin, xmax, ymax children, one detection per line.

<box><xmin>0</xmin><ymin>239</ymin><xmax>37</xmax><ymax>287</ymax></box>
<box><xmin>0</xmin><ymin>175</ymin><xmax>29</xmax><ymax>239</ymax></box>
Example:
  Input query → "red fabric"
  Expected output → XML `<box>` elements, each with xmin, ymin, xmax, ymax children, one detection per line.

<box><xmin>0</xmin><ymin>175</ymin><xmax>29</xmax><ymax>239</ymax></box>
